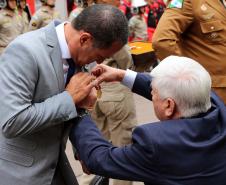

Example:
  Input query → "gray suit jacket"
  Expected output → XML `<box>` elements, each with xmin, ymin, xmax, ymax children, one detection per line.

<box><xmin>0</xmin><ymin>21</ymin><xmax>78</xmax><ymax>185</ymax></box>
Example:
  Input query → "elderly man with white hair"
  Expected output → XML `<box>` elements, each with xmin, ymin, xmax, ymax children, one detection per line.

<box><xmin>70</xmin><ymin>56</ymin><xmax>226</xmax><ymax>185</ymax></box>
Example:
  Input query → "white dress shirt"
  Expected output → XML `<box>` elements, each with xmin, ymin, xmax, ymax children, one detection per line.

<box><xmin>55</xmin><ymin>22</ymin><xmax>71</xmax><ymax>83</ymax></box>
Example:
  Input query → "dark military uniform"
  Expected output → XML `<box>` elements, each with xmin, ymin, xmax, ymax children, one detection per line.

<box><xmin>152</xmin><ymin>0</ymin><xmax>226</xmax><ymax>104</ymax></box>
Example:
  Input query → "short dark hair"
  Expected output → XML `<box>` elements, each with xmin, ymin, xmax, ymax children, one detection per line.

<box><xmin>71</xmin><ymin>4</ymin><xmax>128</xmax><ymax>49</ymax></box>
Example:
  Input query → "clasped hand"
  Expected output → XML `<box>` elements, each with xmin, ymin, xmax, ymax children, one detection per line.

<box><xmin>65</xmin><ymin>65</ymin><xmax>125</xmax><ymax>110</ymax></box>
<box><xmin>65</xmin><ymin>72</ymin><xmax>97</xmax><ymax>110</ymax></box>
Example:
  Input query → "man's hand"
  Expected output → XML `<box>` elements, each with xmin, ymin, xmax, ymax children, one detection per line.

<box><xmin>66</xmin><ymin>72</ymin><xmax>96</xmax><ymax>105</ymax></box>
<box><xmin>77</xmin><ymin>87</ymin><xmax>97</xmax><ymax>110</ymax></box>
<box><xmin>91</xmin><ymin>64</ymin><xmax>126</xmax><ymax>84</ymax></box>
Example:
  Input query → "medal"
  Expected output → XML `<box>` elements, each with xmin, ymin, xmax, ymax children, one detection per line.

<box><xmin>97</xmin><ymin>89</ymin><xmax>102</xmax><ymax>99</ymax></box>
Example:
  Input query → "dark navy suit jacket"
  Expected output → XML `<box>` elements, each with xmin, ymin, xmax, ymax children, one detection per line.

<box><xmin>70</xmin><ymin>73</ymin><xmax>226</xmax><ymax>185</ymax></box>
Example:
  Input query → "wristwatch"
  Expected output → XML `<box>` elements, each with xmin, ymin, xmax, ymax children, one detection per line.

<box><xmin>76</xmin><ymin>108</ymin><xmax>89</xmax><ymax>119</ymax></box>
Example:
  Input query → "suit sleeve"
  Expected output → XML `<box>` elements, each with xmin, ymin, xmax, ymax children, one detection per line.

<box><xmin>69</xmin><ymin>115</ymin><xmax>159</xmax><ymax>183</ymax></box>
<box><xmin>152</xmin><ymin>0</ymin><xmax>194</xmax><ymax>60</ymax></box>
<box><xmin>0</xmin><ymin>40</ymin><xmax>77</xmax><ymax>138</ymax></box>
<box><xmin>132</xmin><ymin>73</ymin><xmax>152</xmax><ymax>100</ymax></box>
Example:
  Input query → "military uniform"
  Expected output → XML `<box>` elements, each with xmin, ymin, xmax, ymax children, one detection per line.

<box><xmin>90</xmin><ymin>45</ymin><xmax>137</xmax><ymax>185</ymax></box>
<box><xmin>152</xmin><ymin>0</ymin><xmax>226</xmax><ymax>104</ymax></box>
<box><xmin>0</xmin><ymin>9</ymin><xmax>21</xmax><ymax>54</ymax></box>
<box><xmin>129</xmin><ymin>14</ymin><xmax>148</xmax><ymax>41</ymax></box>
<box><xmin>17</xmin><ymin>10</ymin><xmax>29</xmax><ymax>33</ymax></box>
<box><xmin>29</xmin><ymin>6</ymin><xmax>61</xmax><ymax>30</ymax></box>
<box><xmin>68</xmin><ymin>7</ymin><xmax>84</xmax><ymax>22</ymax></box>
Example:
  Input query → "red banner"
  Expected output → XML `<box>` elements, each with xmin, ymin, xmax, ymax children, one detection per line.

<box><xmin>26</xmin><ymin>0</ymin><xmax>35</xmax><ymax>15</ymax></box>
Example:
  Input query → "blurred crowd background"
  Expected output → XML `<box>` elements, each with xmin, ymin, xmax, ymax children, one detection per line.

<box><xmin>0</xmin><ymin>0</ymin><xmax>168</xmax><ymax>55</ymax></box>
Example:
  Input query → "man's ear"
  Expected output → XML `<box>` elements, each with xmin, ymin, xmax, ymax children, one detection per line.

<box><xmin>80</xmin><ymin>32</ymin><xmax>92</xmax><ymax>46</ymax></box>
<box><xmin>164</xmin><ymin>98</ymin><xmax>176</xmax><ymax>118</ymax></box>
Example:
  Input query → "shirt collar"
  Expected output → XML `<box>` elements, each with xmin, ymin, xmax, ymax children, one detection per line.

<box><xmin>55</xmin><ymin>22</ymin><xmax>71</xmax><ymax>59</ymax></box>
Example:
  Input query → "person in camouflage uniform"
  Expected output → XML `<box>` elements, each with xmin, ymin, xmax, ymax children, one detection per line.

<box><xmin>0</xmin><ymin>0</ymin><xmax>21</xmax><ymax>55</ymax></box>
<box><xmin>17</xmin><ymin>0</ymin><xmax>29</xmax><ymax>33</ymax></box>
<box><xmin>29</xmin><ymin>0</ymin><xmax>61</xmax><ymax>31</ymax></box>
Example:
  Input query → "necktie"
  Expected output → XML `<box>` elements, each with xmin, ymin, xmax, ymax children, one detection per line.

<box><xmin>66</xmin><ymin>58</ymin><xmax>75</xmax><ymax>86</ymax></box>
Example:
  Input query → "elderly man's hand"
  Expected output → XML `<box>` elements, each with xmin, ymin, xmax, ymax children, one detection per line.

<box><xmin>66</xmin><ymin>72</ymin><xmax>96</xmax><ymax>105</ymax></box>
<box><xmin>91</xmin><ymin>64</ymin><xmax>126</xmax><ymax>85</ymax></box>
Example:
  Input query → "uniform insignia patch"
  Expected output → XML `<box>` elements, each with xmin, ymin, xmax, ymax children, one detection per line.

<box><xmin>168</xmin><ymin>0</ymin><xmax>184</xmax><ymax>8</ymax></box>
<box><xmin>31</xmin><ymin>22</ymin><xmax>37</xmax><ymax>27</ymax></box>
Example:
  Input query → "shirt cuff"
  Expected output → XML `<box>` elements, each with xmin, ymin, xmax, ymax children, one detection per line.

<box><xmin>121</xmin><ymin>69</ymin><xmax>137</xmax><ymax>90</ymax></box>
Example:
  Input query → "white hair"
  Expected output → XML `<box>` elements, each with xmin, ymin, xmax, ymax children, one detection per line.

<box><xmin>150</xmin><ymin>56</ymin><xmax>212</xmax><ymax>118</ymax></box>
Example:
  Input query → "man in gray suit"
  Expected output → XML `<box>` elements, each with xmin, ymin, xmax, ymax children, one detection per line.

<box><xmin>0</xmin><ymin>4</ymin><xmax>128</xmax><ymax>185</ymax></box>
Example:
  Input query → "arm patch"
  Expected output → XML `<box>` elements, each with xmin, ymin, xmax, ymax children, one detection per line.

<box><xmin>168</xmin><ymin>0</ymin><xmax>184</xmax><ymax>8</ymax></box>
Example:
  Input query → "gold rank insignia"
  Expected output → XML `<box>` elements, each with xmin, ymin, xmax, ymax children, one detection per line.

<box><xmin>31</xmin><ymin>22</ymin><xmax>37</xmax><ymax>27</ymax></box>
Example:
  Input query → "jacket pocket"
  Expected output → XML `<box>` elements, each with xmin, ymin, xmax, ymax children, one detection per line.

<box><xmin>0</xmin><ymin>146</ymin><xmax>34</xmax><ymax>167</ymax></box>
<box><xmin>200</xmin><ymin>20</ymin><xmax>225</xmax><ymax>43</ymax></box>
<box><xmin>5</xmin><ymin>137</ymin><xmax>36</xmax><ymax>152</ymax></box>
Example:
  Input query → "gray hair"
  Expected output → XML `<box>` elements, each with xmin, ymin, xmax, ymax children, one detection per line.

<box><xmin>150</xmin><ymin>56</ymin><xmax>212</xmax><ymax>118</ymax></box>
<box><xmin>71</xmin><ymin>4</ymin><xmax>128</xmax><ymax>49</ymax></box>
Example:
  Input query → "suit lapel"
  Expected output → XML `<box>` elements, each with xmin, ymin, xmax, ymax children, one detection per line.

<box><xmin>45</xmin><ymin>21</ymin><xmax>65</xmax><ymax>92</ymax></box>
<box><xmin>205</xmin><ymin>0</ymin><xmax>226</xmax><ymax>19</ymax></box>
